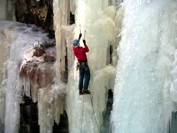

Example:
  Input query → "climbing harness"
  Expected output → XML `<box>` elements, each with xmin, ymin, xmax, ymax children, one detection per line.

<box><xmin>77</xmin><ymin>61</ymin><xmax>88</xmax><ymax>71</ymax></box>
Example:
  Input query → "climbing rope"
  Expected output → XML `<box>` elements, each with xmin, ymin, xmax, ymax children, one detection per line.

<box><xmin>81</xmin><ymin>95</ymin><xmax>84</xmax><ymax>133</ymax></box>
<box><xmin>81</xmin><ymin>94</ymin><xmax>100</xmax><ymax>133</ymax></box>
<box><xmin>90</xmin><ymin>94</ymin><xmax>100</xmax><ymax>133</ymax></box>
<box><xmin>80</xmin><ymin>94</ymin><xmax>100</xmax><ymax>133</ymax></box>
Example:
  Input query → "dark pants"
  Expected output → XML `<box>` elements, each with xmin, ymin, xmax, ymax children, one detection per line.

<box><xmin>78</xmin><ymin>62</ymin><xmax>90</xmax><ymax>91</ymax></box>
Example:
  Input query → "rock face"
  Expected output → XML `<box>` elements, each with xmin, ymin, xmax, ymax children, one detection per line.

<box><xmin>15</xmin><ymin>0</ymin><xmax>54</xmax><ymax>38</ymax></box>
<box><xmin>20</xmin><ymin>97</ymin><xmax>68</xmax><ymax>133</ymax></box>
<box><xmin>20</xmin><ymin>100</ymin><xmax>39</xmax><ymax>133</ymax></box>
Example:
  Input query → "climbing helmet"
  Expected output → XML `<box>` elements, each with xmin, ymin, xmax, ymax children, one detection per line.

<box><xmin>72</xmin><ymin>39</ymin><xmax>79</xmax><ymax>46</ymax></box>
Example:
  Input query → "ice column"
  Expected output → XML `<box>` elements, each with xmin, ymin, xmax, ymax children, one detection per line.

<box><xmin>0</xmin><ymin>23</ymin><xmax>9</xmax><ymax>132</ymax></box>
<box><xmin>111</xmin><ymin>0</ymin><xmax>177</xmax><ymax>133</ymax></box>
<box><xmin>41</xmin><ymin>0</ymin><xmax>74</xmax><ymax>132</ymax></box>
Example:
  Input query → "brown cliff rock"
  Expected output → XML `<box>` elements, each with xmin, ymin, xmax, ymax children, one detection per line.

<box><xmin>15</xmin><ymin>0</ymin><xmax>54</xmax><ymax>38</ymax></box>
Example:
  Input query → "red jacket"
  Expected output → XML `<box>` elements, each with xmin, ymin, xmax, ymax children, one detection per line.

<box><xmin>72</xmin><ymin>45</ymin><xmax>89</xmax><ymax>61</ymax></box>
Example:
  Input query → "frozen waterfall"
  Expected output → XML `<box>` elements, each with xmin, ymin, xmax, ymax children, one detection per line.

<box><xmin>111</xmin><ymin>0</ymin><xmax>177</xmax><ymax>133</ymax></box>
<box><xmin>1</xmin><ymin>0</ymin><xmax>177</xmax><ymax>133</ymax></box>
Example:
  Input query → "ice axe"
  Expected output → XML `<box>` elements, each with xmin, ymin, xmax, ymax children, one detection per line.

<box><xmin>79</xmin><ymin>24</ymin><xmax>81</xmax><ymax>33</ymax></box>
<box><xmin>79</xmin><ymin>25</ymin><xmax>86</xmax><ymax>39</ymax></box>
<box><xmin>83</xmin><ymin>30</ymin><xmax>86</xmax><ymax>39</ymax></box>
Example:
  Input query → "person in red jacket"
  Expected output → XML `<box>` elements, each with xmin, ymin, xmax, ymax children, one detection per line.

<box><xmin>72</xmin><ymin>33</ymin><xmax>90</xmax><ymax>95</ymax></box>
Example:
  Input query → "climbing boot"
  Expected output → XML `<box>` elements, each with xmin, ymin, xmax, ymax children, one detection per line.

<box><xmin>82</xmin><ymin>89</ymin><xmax>90</xmax><ymax>94</ymax></box>
<box><xmin>79</xmin><ymin>90</ymin><xmax>85</xmax><ymax>95</ymax></box>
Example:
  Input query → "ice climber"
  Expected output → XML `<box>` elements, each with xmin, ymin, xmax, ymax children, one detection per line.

<box><xmin>72</xmin><ymin>32</ymin><xmax>91</xmax><ymax>95</ymax></box>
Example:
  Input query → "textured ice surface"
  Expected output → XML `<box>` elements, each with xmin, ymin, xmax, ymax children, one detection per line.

<box><xmin>111</xmin><ymin>0</ymin><xmax>177</xmax><ymax>133</ymax></box>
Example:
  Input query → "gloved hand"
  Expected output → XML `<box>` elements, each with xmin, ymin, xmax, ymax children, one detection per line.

<box><xmin>79</xmin><ymin>33</ymin><xmax>82</xmax><ymax>39</ymax></box>
<box><xmin>83</xmin><ymin>39</ymin><xmax>86</xmax><ymax>45</ymax></box>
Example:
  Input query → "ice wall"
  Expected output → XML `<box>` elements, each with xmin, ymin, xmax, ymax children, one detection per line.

<box><xmin>62</xmin><ymin>0</ymin><xmax>122</xmax><ymax>133</ymax></box>
<box><xmin>111</xmin><ymin>0</ymin><xmax>177</xmax><ymax>133</ymax></box>
<box><xmin>0</xmin><ymin>21</ymin><xmax>9</xmax><ymax>132</ymax></box>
